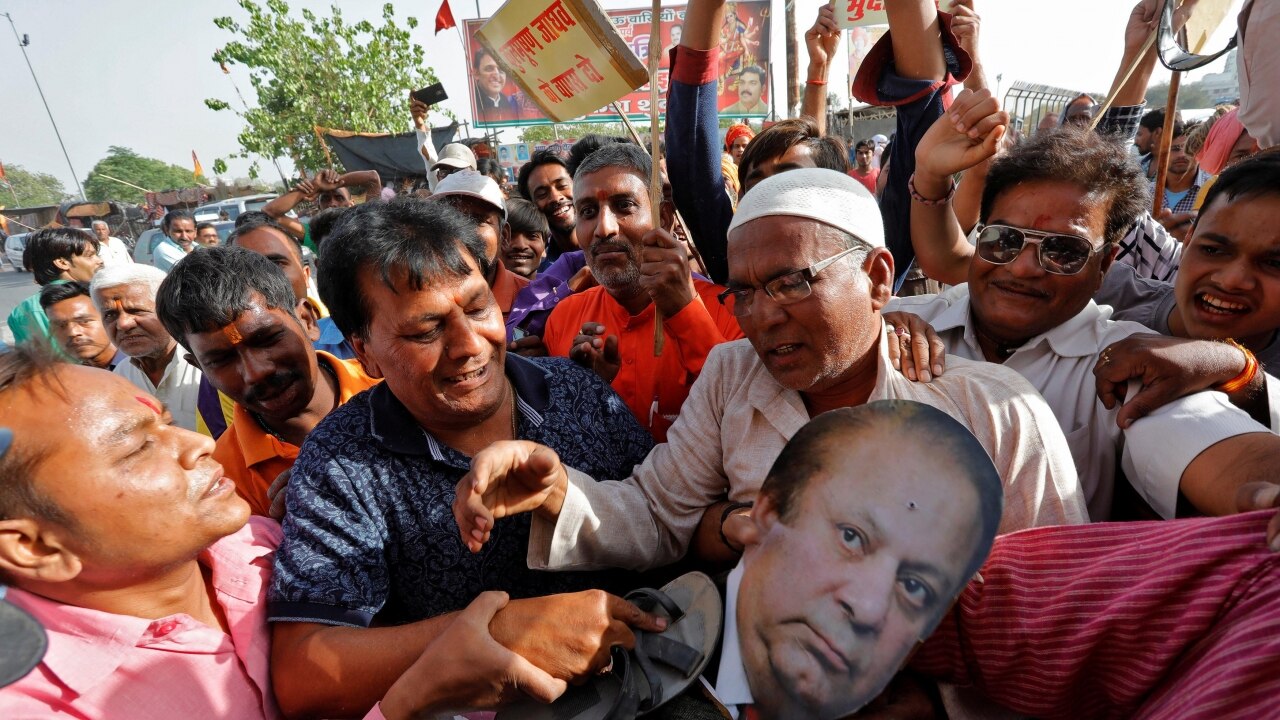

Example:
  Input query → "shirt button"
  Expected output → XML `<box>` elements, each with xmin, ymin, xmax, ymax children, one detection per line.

<box><xmin>153</xmin><ymin>619</ymin><xmax>181</xmax><ymax>636</ymax></box>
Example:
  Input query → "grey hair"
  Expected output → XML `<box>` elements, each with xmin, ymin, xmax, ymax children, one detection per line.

<box><xmin>90</xmin><ymin>263</ymin><xmax>168</xmax><ymax>308</ymax></box>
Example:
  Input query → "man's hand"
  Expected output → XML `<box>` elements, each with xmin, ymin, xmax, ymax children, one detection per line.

<box><xmin>804</xmin><ymin>2</ymin><xmax>841</xmax><ymax>71</ymax></box>
<box><xmin>267</xmin><ymin>468</ymin><xmax>291</xmax><ymax>520</ymax></box>
<box><xmin>1094</xmin><ymin>334</ymin><xmax>1250</xmax><ymax>428</ymax></box>
<box><xmin>310</xmin><ymin>168</ymin><xmax>342</xmax><ymax>193</ymax></box>
<box><xmin>491</xmin><ymin>590</ymin><xmax>667</xmax><ymax>681</ymax></box>
<box><xmin>915</xmin><ymin>88</ymin><xmax>1007</xmax><ymax>194</ymax></box>
<box><xmin>569</xmin><ymin>322</ymin><xmax>622</xmax><ymax>383</ymax></box>
<box><xmin>378</xmin><ymin>591</ymin><xmax>568</xmax><ymax>719</ymax></box>
<box><xmin>1235</xmin><ymin>482</ymin><xmax>1280</xmax><ymax>552</ymax></box>
<box><xmin>1156</xmin><ymin>208</ymin><xmax>1196</xmax><ymax>244</ymax></box>
<box><xmin>883</xmin><ymin>311</ymin><xmax>947</xmax><ymax>383</ymax></box>
<box><xmin>568</xmin><ymin>265</ymin><xmax>597</xmax><ymax>293</ymax></box>
<box><xmin>454</xmin><ymin>441</ymin><xmax>569</xmax><ymax>553</ymax></box>
<box><xmin>639</xmin><ymin>228</ymin><xmax>696</xmax><ymax>318</ymax></box>
<box><xmin>950</xmin><ymin>0</ymin><xmax>982</xmax><ymax>70</ymax></box>
<box><xmin>508</xmin><ymin>334</ymin><xmax>549</xmax><ymax>357</ymax></box>
<box><xmin>409</xmin><ymin>97</ymin><xmax>429</xmax><ymax>132</ymax></box>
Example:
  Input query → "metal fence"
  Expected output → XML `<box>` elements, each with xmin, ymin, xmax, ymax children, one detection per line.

<box><xmin>1002</xmin><ymin>80</ymin><xmax>1095</xmax><ymax>139</ymax></box>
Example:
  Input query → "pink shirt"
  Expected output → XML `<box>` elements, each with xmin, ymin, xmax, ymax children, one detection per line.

<box><xmin>0</xmin><ymin>518</ymin><xmax>290</xmax><ymax>719</ymax></box>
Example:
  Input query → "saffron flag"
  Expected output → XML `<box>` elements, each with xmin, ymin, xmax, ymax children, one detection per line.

<box><xmin>435</xmin><ymin>0</ymin><xmax>457</xmax><ymax>35</ymax></box>
<box><xmin>0</xmin><ymin>160</ymin><xmax>7</xmax><ymax>183</ymax></box>
<box><xmin>192</xmin><ymin>151</ymin><xmax>204</xmax><ymax>181</ymax></box>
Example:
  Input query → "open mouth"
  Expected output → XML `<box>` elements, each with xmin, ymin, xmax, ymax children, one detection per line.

<box><xmin>445</xmin><ymin>363</ymin><xmax>491</xmax><ymax>388</ymax></box>
<box><xmin>1195</xmin><ymin>292</ymin><xmax>1250</xmax><ymax>316</ymax></box>
<box><xmin>203</xmin><ymin>471</ymin><xmax>234</xmax><ymax>499</ymax></box>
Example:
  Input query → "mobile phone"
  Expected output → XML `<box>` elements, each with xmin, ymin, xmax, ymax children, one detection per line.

<box><xmin>411</xmin><ymin>82</ymin><xmax>448</xmax><ymax>106</ymax></box>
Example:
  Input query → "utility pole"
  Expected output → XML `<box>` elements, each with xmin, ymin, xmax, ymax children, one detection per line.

<box><xmin>785</xmin><ymin>0</ymin><xmax>799</xmax><ymax>117</ymax></box>
<box><xmin>3</xmin><ymin>12</ymin><xmax>86</xmax><ymax>200</ymax></box>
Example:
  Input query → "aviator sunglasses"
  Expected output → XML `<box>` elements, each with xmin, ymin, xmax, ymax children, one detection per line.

<box><xmin>974</xmin><ymin>224</ymin><xmax>1101</xmax><ymax>276</ymax></box>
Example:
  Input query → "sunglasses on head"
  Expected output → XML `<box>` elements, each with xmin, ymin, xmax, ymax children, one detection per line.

<box><xmin>974</xmin><ymin>224</ymin><xmax>1101</xmax><ymax>276</ymax></box>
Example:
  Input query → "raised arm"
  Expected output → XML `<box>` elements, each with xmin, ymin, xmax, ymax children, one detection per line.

<box><xmin>262</xmin><ymin>184</ymin><xmax>313</xmax><ymax>240</ymax></box>
<box><xmin>800</xmin><ymin>2</ymin><xmax>841</xmax><ymax>136</ymax></box>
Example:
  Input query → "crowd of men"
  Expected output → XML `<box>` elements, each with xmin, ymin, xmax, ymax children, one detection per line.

<box><xmin>3</xmin><ymin>0</ymin><xmax>1280</xmax><ymax>718</ymax></box>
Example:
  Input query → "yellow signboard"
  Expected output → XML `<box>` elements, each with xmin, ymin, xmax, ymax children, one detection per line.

<box><xmin>477</xmin><ymin>0</ymin><xmax>649</xmax><ymax>123</ymax></box>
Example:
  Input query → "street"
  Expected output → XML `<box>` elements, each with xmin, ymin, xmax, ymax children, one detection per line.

<box><xmin>0</xmin><ymin>266</ymin><xmax>40</xmax><ymax>347</ymax></box>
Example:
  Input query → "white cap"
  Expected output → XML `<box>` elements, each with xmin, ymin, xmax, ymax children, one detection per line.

<box><xmin>431</xmin><ymin>143</ymin><xmax>477</xmax><ymax>171</ymax></box>
<box><xmin>728</xmin><ymin>168</ymin><xmax>885</xmax><ymax>248</ymax></box>
<box><xmin>431</xmin><ymin>170</ymin><xmax>506</xmax><ymax>219</ymax></box>
<box><xmin>872</xmin><ymin>134</ymin><xmax>889</xmax><ymax>145</ymax></box>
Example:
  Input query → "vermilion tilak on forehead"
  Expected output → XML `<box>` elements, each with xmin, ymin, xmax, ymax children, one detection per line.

<box><xmin>221</xmin><ymin>324</ymin><xmax>244</xmax><ymax>345</ymax></box>
<box><xmin>135</xmin><ymin>396</ymin><xmax>162</xmax><ymax>415</ymax></box>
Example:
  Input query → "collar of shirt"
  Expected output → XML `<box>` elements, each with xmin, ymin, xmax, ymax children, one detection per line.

<box><xmin>230</xmin><ymin>351</ymin><xmax>376</xmax><ymax>470</ymax></box>
<box><xmin>894</xmin><ymin>284</ymin><xmax>1117</xmax><ymax>360</ymax></box>
<box><xmin>492</xmin><ymin>263</ymin><xmax>531</xmax><ymax>315</ymax></box>
<box><xmin>367</xmin><ymin>352</ymin><xmax>549</xmax><ymax>461</ymax></box>
<box><xmin>712</xmin><ymin>562</ymin><xmax>755</xmax><ymax>709</ymax></box>
<box><xmin>3</xmin><ymin>517</ymin><xmax>281</xmax><ymax>700</ymax></box>
<box><xmin>315</xmin><ymin>316</ymin><xmax>346</xmax><ymax>347</ymax></box>
<box><xmin>107</xmin><ymin>348</ymin><xmax>130</xmax><ymax>371</ymax></box>
<box><xmin>125</xmin><ymin>345</ymin><xmax>188</xmax><ymax>389</ymax></box>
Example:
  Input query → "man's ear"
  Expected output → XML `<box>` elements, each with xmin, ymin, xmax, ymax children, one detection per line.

<box><xmin>500</xmin><ymin>220</ymin><xmax>512</xmax><ymax>250</ymax></box>
<box><xmin>295</xmin><ymin>299</ymin><xmax>321</xmax><ymax>343</ymax></box>
<box><xmin>349</xmin><ymin>334</ymin><xmax>383</xmax><ymax>379</ymax></box>
<box><xmin>0</xmin><ymin>519</ymin><xmax>83</xmax><ymax>584</ymax></box>
<box><xmin>735</xmin><ymin>493</ymin><xmax>778</xmax><ymax>553</ymax></box>
<box><xmin>865</xmin><ymin>248</ymin><xmax>895</xmax><ymax>311</ymax></box>
<box><xmin>51</xmin><ymin>256</ymin><xmax>72</xmax><ymax>271</ymax></box>
<box><xmin>659</xmin><ymin>199</ymin><xmax>676</xmax><ymax>233</ymax></box>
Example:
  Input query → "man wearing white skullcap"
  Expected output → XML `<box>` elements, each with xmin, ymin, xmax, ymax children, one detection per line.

<box><xmin>453</xmin><ymin>167</ymin><xmax>1085</xmax><ymax>574</ymax></box>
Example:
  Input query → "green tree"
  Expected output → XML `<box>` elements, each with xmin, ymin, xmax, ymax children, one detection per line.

<box><xmin>83</xmin><ymin>147</ymin><xmax>207</xmax><ymax>203</ymax></box>
<box><xmin>519</xmin><ymin>122</ymin><xmax>636</xmax><ymax>143</ymax></box>
<box><xmin>1145</xmin><ymin>81</ymin><xmax>1218</xmax><ymax>112</ymax></box>
<box><xmin>0</xmin><ymin>164</ymin><xmax>68</xmax><ymax>207</ymax></box>
<box><xmin>208</xmin><ymin>1</ymin><xmax>440</xmax><ymax>177</ymax></box>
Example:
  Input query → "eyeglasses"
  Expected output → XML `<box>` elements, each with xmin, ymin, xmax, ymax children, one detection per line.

<box><xmin>974</xmin><ymin>224</ymin><xmax>1100</xmax><ymax>276</ymax></box>
<box><xmin>717</xmin><ymin>246</ymin><xmax>860</xmax><ymax>318</ymax></box>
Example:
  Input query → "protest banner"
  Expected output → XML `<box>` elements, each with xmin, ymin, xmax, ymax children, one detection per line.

<box><xmin>464</xmin><ymin>1</ymin><xmax>773</xmax><ymax>127</ymax></box>
<box><xmin>836</xmin><ymin>0</ymin><xmax>888</xmax><ymax>29</ymax></box>
<box><xmin>474</xmin><ymin>0</ymin><xmax>647</xmax><ymax>124</ymax></box>
<box><xmin>847</xmin><ymin>24</ymin><xmax>887</xmax><ymax>79</ymax></box>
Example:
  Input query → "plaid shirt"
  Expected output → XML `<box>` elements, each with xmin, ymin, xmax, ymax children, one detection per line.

<box><xmin>1096</xmin><ymin>103</ymin><xmax>1146</xmax><ymax>141</ymax></box>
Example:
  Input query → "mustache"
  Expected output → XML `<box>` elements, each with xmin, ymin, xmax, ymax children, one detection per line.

<box><xmin>244</xmin><ymin>371</ymin><xmax>303</xmax><ymax>404</ymax></box>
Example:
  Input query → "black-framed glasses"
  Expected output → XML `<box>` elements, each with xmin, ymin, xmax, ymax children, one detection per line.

<box><xmin>974</xmin><ymin>224</ymin><xmax>1100</xmax><ymax>276</ymax></box>
<box><xmin>717</xmin><ymin>246</ymin><xmax>860</xmax><ymax>318</ymax></box>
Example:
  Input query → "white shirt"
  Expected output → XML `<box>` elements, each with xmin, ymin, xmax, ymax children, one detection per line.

<box><xmin>711</xmin><ymin>563</ymin><xmax>753</xmax><ymax>716</ymax></box>
<box><xmin>97</xmin><ymin>236</ymin><xmax>134</xmax><ymax>268</ymax></box>
<box><xmin>113</xmin><ymin>346</ymin><xmax>203</xmax><ymax>432</ymax></box>
<box><xmin>529</xmin><ymin>331</ymin><xmax>1086</xmax><ymax>573</ymax></box>
<box><xmin>887</xmin><ymin>285</ymin><xmax>1270</xmax><ymax>520</ymax></box>
<box><xmin>151</xmin><ymin>238</ymin><xmax>189</xmax><ymax>272</ymax></box>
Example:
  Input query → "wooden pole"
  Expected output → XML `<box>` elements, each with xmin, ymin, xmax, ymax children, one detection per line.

<box><xmin>649</xmin><ymin>0</ymin><xmax>665</xmax><ymax>356</ymax></box>
<box><xmin>1151</xmin><ymin>70</ymin><xmax>1182</xmax><ymax>216</ymax></box>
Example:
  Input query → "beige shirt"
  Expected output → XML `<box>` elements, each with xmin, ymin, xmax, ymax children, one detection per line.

<box><xmin>114</xmin><ymin>347</ymin><xmax>203</xmax><ymax>432</ymax></box>
<box><xmin>888</xmin><ymin>286</ymin><xmax>1271</xmax><ymax>520</ymax></box>
<box><xmin>529</xmin><ymin>331</ymin><xmax>1086</xmax><ymax>572</ymax></box>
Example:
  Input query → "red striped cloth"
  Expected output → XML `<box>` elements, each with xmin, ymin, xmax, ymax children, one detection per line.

<box><xmin>912</xmin><ymin>510</ymin><xmax>1280</xmax><ymax>720</ymax></box>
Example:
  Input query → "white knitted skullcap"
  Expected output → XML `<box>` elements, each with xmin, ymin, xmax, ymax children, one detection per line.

<box><xmin>727</xmin><ymin>167</ymin><xmax>885</xmax><ymax>248</ymax></box>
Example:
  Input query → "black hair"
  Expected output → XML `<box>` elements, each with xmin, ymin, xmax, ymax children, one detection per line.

<box><xmin>981</xmin><ymin>126</ymin><xmax>1148</xmax><ymax>247</ymax></box>
<box><xmin>573</xmin><ymin>142</ymin><xmax>652</xmax><ymax>182</ymax></box>
<box><xmin>226</xmin><ymin>213</ymin><xmax>303</xmax><ymax>260</ymax></box>
<box><xmin>308</xmin><ymin>206</ymin><xmax>351</xmax><ymax>253</ymax></box>
<box><xmin>161</xmin><ymin>210</ymin><xmax>194</xmax><ymax>234</ymax></box>
<box><xmin>472</xmin><ymin>48</ymin><xmax>498</xmax><ymax>72</ymax></box>
<box><xmin>739</xmin><ymin>65</ymin><xmax>766</xmax><ymax>83</ymax></box>
<box><xmin>38</xmin><ymin>280</ymin><xmax>92</xmax><ymax>311</ymax></box>
<box><xmin>155</xmin><ymin>245</ymin><xmax>298</xmax><ymax>351</ymax></box>
<box><xmin>760</xmin><ymin>400</ymin><xmax>1002</xmax><ymax>603</ymax></box>
<box><xmin>317</xmin><ymin>198</ymin><xmax>489</xmax><ymax>340</ymax></box>
<box><xmin>737</xmin><ymin>116</ymin><xmax>849</xmax><ymax>191</ymax></box>
<box><xmin>24</xmin><ymin>228</ymin><xmax>100</xmax><ymax>286</ymax></box>
<box><xmin>1198</xmin><ymin>151</ymin><xmax>1280</xmax><ymax>219</ymax></box>
<box><xmin>196</xmin><ymin>222</ymin><xmax>216</xmax><ymax>233</ymax></box>
<box><xmin>506</xmin><ymin>197</ymin><xmax>550</xmax><ymax>239</ymax></box>
<box><xmin>0</xmin><ymin>339</ymin><xmax>77</xmax><ymax>530</ymax></box>
<box><xmin>855</xmin><ymin>139</ymin><xmax>875</xmax><ymax>152</ymax></box>
<box><xmin>567</xmin><ymin>135</ymin><xmax>635</xmax><ymax>177</ymax></box>
<box><xmin>517</xmin><ymin>149</ymin><xmax>570</xmax><ymax>202</ymax></box>
<box><xmin>476</xmin><ymin>157</ymin><xmax>507</xmax><ymax>186</ymax></box>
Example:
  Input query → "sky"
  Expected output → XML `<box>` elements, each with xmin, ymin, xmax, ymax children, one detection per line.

<box><xmin>0</xmin><ymin>0</ymin><xmax>1241</xmax><ymax>197</ymax></box>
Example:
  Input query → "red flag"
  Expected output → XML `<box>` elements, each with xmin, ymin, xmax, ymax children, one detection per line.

<box><xmin>434</xmin><ymin>0</ymin><xmax>456</xmax><ymax>35</ymax></box>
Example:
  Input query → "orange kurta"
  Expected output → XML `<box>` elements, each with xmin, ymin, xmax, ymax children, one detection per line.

<box><xmin>492</xmin><ymin>263</ymin><xmax>531</xmax><ymax>322</ymax></box>
<box><xmin>212</xmin><ymin>351</ymin><xmax>380</xmax><ymax>516</ymax></box>
<box><xmin>543</xmin><ymin>278</ymin><xmax>743</xmax><ymax>442</ymax></box>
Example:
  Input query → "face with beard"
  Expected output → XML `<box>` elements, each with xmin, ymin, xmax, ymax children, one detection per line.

<box><xmin>184</xmin><ymin>294</ymin><xmax>322</xmax><ymax>425</ymax></box>
<box><xmin>573</xmin><ymin>165</ymin><xmax>653</xmax><ymax>294</ymax></box>
<box><xmin>46</xmin><ymin>293</ymin><xmax>117</xmax><ymax>368</ymax></box>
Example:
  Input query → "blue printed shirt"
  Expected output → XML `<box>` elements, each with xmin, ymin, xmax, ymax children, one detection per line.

<box><xmin>268</xmin><ymin>354</ymin><xmax>654</xmax><ymax>626</ymax></box>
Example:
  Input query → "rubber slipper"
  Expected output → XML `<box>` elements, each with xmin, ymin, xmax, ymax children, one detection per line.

<box><xmin>495</xmin><ymin>572</ymin><xmax>723</xmax><ymax>720</ymax></box>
